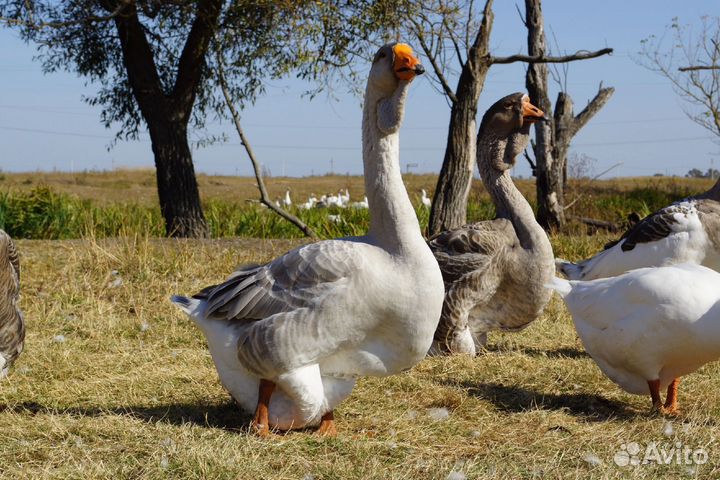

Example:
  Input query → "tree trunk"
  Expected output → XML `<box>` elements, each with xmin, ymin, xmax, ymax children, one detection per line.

<box><xmin>108</xmin><ymin>0</ymin><xmax>219</xmax><ymax>238</ymax></box>
<box><xmin>148</xmin><ymin>120</ymin><xmax>209</xmax><ymax>237</ymax></box>
<box><xmin>427</xmin><ymin>0</ymin><xmax>494</xmax><ymax>236</ymax></box>
<box><xmin>428</xmin><ymin>71</ymin><xmax>486</xmax><ymax>235</ymax></box>
<box><xmin>525</xmin><ymin>0</ymin><xmax>563</xmax><ymax>231</ymax></box>
<box><xmin>554</xmin><ymin>87</ymin><xmax>615</xmax><ymax>191</ymax></box>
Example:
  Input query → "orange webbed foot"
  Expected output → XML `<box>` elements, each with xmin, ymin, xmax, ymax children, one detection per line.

<box><xmin>316</xmin><ymin>411</ymin><xmax>337</xmax><ymax>437</ymax></box>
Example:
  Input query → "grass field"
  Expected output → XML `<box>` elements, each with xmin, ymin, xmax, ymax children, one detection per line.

<box><xmin>0</xmin><ymin>169</ymin><xmax>714</xmax><ymax>240</ymax></box>
<box><xmin>2</xmin><ymin>171</ymin><xmax>720</xmax><ymax>478</ymax></box>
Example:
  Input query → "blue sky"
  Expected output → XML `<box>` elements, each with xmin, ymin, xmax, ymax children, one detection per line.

<box><xmin>1</xmin><ymin>1</ymin><xmax>718</xmax><ymax>179</ymax></box>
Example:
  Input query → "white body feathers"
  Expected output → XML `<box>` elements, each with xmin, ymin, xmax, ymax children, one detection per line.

<box><xmin>549</xmin><ymin>263</ymin><xmax>720</xmax><ymax>395</ymax></box>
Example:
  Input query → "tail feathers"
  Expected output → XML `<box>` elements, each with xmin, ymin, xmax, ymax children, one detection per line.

<box><xmin>544</xmin><ymin>276</ymin><xmax>573</xmax><ymax>298</ymax></box>
<box><xmin>170</xmin><ymin>295</ymin><xmax>204</xmax><ymax>317</ymax></box>
<box><xmin>555</xmin><ymin>257</ymin><xmax>584</xmax><ymax>280</ymax></box>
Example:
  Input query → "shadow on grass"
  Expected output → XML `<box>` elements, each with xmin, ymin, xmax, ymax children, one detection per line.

<box><xmin>444</xmin><ymin>380</ymin><xmax>639</xmax><ymax>421</ymax></box>
<box><xmin>0</xmin><ymin>399</ymin><xmax>253</xmax><ymax>432</ymax></box>
<box><xmin>483</xmin><ymin>344</ymin><xmax>589</xmax><ymax>359</ymax></box>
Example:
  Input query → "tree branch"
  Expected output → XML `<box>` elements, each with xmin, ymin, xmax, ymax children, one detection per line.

<box><xmin>492</xmin><ymin>47</ymin><xmax>613</xmax><ymax>64</ymax></box>
<box><xmin>109</xmin><ymin>1</ymin><xmax>166</xmax><ymax>115</ymax></box>
<box><xmin>466</xmin><ymin>0</ymin><xmax>494</xmax><ymax>69</ymax></box>
<box><xmin>408</xmin><ymin>16</ymin><xmax>457</xmax><ymax>104</ymax></box>
<box><xmin>215</xmin><ymin>49</ymin><xmax>318</xmax><ymax>239</ymax></box>
<box><xmin>171</xmin><ymin>0</ymin><xmax>223</xmax><ymax>119</ymax></box>
<box><xmin>0</xmin><ymin>3</ymin><xmax>126</xmax><ymax>29</ymax></box>
<box><xmin>570</xmin><ymin>85</ymin><xmax>615</xmax><ymax>137</ymax></box>
<box><xmin>679</xmin><ymin>65</ymin><xmax>720</xmax><ymax>71</ymax></box>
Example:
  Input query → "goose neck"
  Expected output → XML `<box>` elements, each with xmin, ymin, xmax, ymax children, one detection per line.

<box><xmin>362</xmin><ymin>83</ymin><xmax>423</xmax><ymax>254</ymax></box>
<box><xmin>477</xmin><ymin>133</ymin><xmax>551</xmax><ymax>255</ymax></box>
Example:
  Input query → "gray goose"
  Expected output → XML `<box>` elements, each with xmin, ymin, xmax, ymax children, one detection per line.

<box><xmin>556</xmin><ymin>180</ymin><xmax>720</xmax><ymax>280</ymax></box>
<box><xmin>428</xmin><ymin>93</ymin><xmax>554</xmax><ymax>355</ymax></box>
<box><xmin>0</xmin><ymin>230</ymin><xmax>24</xmax><ymax>377</ymax></box>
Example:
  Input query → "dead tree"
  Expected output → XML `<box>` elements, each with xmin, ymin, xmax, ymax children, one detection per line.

<box><xmin>525</xmin><ymin>0</ymin><xmax>613</xmax><ymax>231</ymax></box>
<box><xmin>407</xmin><ymin>0</ymin><xmax>612</xmax><ymax>235</ymax></box>
<box><xmin>554</xmin><ymin>87</ymin><xmax>615</xmax><ymax>189</ymax></box>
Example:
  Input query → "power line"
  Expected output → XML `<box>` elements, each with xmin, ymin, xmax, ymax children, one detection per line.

<box><xmin>0</xmin><ymin>124</ymin><xmax>714</xmax><ymax>150</ymax></box>
<box><xmin>575</xmin><ymin>135</ymin><xmax>712</xmax><ymax>147</ymax></box>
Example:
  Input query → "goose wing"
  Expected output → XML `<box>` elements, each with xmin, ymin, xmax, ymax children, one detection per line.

<box><xmin>0</xmin><ymin>231</ymin><xmax>19</xmax><ymax>285</ymax></box>
<box><xmin>192</xmin><ymin>239</ymin><xmax>374</xmax><ymax>377</ymax></box>
<box><xmin>428</xmin><ymin>219</ymin><xmax>515</xmax><ymax>284</ymax></box>
<box><xmin>606</xmin><ymin>201</ymin><xmax>698</xmax><ymax>252</ymax></box>
<box><xmin>195</xmin><ymin>239</ymin><xmax>365</xmax><ymax>323</ymax></box>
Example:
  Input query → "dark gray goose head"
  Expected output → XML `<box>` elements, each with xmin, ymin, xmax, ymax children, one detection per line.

<box><xmin>478</xmin><ymin>92</ymin><xmax>546</xmax><ymax>172</ymax></box>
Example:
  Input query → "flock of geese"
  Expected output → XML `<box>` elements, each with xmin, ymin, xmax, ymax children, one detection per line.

<box><xmin>3</xmin><ymin>42</ymin><xmax>720</xmax><ymax>436</ymax></box>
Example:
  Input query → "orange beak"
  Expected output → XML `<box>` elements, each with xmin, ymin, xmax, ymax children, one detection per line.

<box><xmin>522</xmin><ymin>97</ymin><xmax>546</xmax><ymax>123</ymax></box>
<box><xmin>393</xmin><ymin>43</ymin><xmax>425</xmax><ymax>81</ymax></box>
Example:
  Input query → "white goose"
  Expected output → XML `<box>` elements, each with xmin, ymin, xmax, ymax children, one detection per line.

<box><xmin>171</xmin><ymin>43</ymin><xmax>440</xmax><ymax>436</ymax></box>
<box><xmin>282</xmin><ymin>189</ymin><xmax>292</xmax><ymax>208</ymax></box>
<box><xmin>556</xmin><ymin>180</ymin><xmax>720</xmax><ymax>280</ymax></box>
<box><xmin>339</xmin><ymin>189</ymin><xmax>351</xmax><ymax>207</ymax></box>
<box><xmin>421</xmin><ymin>189</ymin><xmax>431</xmax><ymax>208</ymax></box>
<box><xmin>351</xmin><ymin>196</ymin><xmax>369</xmax><ymax>209</ymax></box>
<box><xmin>549</xmin><ymin>263</ymin><xmax>720</xmax><ymax>414</ymax></box>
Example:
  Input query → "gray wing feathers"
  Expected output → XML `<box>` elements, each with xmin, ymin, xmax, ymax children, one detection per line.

<box><xmin>0</xmin><ymin>230</ymin><xmax>24</xmax><ymax>368</ymax></box>
<box><xmin>192</xmin><ymin>241</ymin><xmax>362</xmax><ymax>377</ymax></box>
<box><xmin>429</xmin><ymin>220</ymin><xmax>513</xmax><ymax>284</ymax></box>
<box><xmin>429</xmin><ymin>220</ymin><xmax>514</xmax><ymax>349</ymax></box>
<box><xmin>5</xmin><ymin>234</ymin><xmax>19</xmax><ymax>283</ymax></box>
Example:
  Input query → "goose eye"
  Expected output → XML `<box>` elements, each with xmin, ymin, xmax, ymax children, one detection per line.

<box><xmin>378</xmin><ymin>52</ymin><xmax>386</xmax><ymax>59</ymax></box>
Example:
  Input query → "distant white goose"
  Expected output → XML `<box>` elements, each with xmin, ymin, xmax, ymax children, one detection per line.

<box><xmin>549</xmin><ymin>263</ymin><xmax>720</xmax><ymax>414</ymax></box>
<box><xmin>282</xmin><ymin>189</ymin><xmax>292</xmax><ymax>208</ymax></box>
<box><xmin>557</xmin><ymin>180</ymin><xmax>720</xmax><ymax>280</ymax></box>
<box><xmin>171</xmin><ymin>43</ymin><xmax>440</xmax><ymax>436</ymax></box>
<box><xmin>428</xmin><ymin>93</ymin><xmax>552</xmax><ymax>355</ymax></box>
<box><xmin>421</xmin><ymin>189</ymin><xmax>431</xmax><ymax>208</ymax></box>
<box><xmin>339</xmin><ymin>189</ymin><xmax>351</xmax><ymax>207</ymax></box>
<box><xmin>351</xmin><ymin>196</ymin><xmax>369</xmax><ymax>209</ymax></box>
<box><xmin>0</xmin><ymin>230</ymin><xmax>23</xmax><ymax>378</ymax></box>
<box><xmin>299</xmin><ymin>194</ymin><xmax>317</xmax><ymax>210</ymax></box>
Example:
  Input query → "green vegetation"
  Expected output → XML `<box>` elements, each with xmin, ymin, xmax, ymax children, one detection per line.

<box><xmin>0</xmin><ymin>171</ymin><xmax>712</xmax><ymax>240</ymax></box>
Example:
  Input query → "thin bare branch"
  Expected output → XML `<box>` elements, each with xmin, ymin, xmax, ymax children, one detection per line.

<box><xmin>215</xmin><ymin>49</ymin><xmax>318</xmax><ymax>239</ymax></box>
<box><xmin>679</xmin><ymin>65</ymin><xmax>720</xmax><ymax>71</ymax></box>
<box><xmin>407</xmin><ymin>16</ymin><xmax>458</xmax><ymax>104</ymax></box>
<box><xmin>492</xmin><ymin>47</ymin><xmax>613</xmax><ymax>64</ymax></box>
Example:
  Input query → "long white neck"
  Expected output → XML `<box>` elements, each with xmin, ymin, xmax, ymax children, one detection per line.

<box><xmin>362</xmin><ymin>81</ymin><xmax>423</xmax><ymax>254</ymax></box>
<box><xmin>477</xmin><ymin>132</ymin><xmax>551</xmax><ymax>256</ymax></box>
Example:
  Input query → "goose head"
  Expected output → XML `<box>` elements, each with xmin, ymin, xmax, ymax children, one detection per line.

<box><xmin>367</xmin><ymin>43</ymin><xmax>425</xmax><ymax>95</ymax></box>
<box><xmin>478</xmin><ymin>93</ymin><xmax>546</xmax><ymax>172</ymax></box>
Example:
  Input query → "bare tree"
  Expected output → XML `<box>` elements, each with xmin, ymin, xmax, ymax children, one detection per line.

<box><xmin>524</xmin><ymin>0</ymin><xmax>614</xmax><ymax>230</ymax></box>
<box><xmin>638</xmin><ymin>16</ymin><xmax>720</xmax><ymax>140</ymax></box>
<box><xmin>404</xmin><ymin>0</ymin><xmax>612</xmax><ymax>235</ymax></box>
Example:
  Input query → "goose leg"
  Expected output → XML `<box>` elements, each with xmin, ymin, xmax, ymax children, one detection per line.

<box><xmin>252</xmin><ymin>379</ymin><xmax>275</xmax><ymax>437</ymax></box>
<box><xmin>316</xmin><ymin>410</ymin><xmax>337</xmax><ymax>437</ymax></box>
<box><xmin>663</xmin><ymin>378</ymin><xmax>680</xmax><ymax>415</ymax></box>
<box><xmin>647</xmin><ymin>379</ymin><xmax>663</xmax><ymax>412</ymax></box>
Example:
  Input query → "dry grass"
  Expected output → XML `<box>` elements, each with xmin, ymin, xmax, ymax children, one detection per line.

<box><xmin>2</xmin><ymin>234</ymin><xmax>719</xmax><ymax>479</ymax></box>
